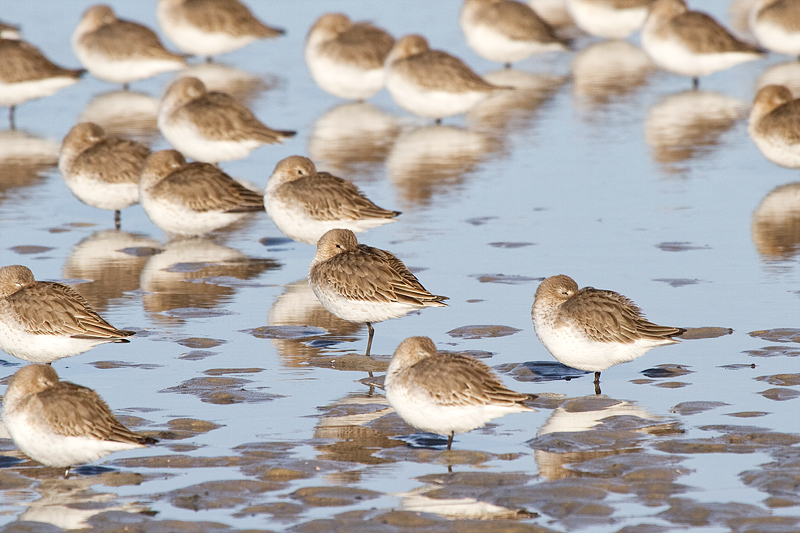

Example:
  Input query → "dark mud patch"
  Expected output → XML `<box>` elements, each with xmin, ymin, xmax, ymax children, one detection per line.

<box><xmin>497</xmin><ymin>361</ymin><xmax>590</xmax><ymax>382</ymax></box>
<box><xmin>119</xmin><ymin>246</ymin><xmax>162</xmax><ymax>257</ymax></box>
<box><xmin>465</xmin><ymin>216</ymin><xmax>498</xmax><ymax>226</ymax></box>
<box><xmin>160</xmin><ymin>376</ymin><xmax>281</xmax><ymax>404</ymax></box>
<box><xmin>725</xmin><ymin>411</ymin><xmax>770</xmax><ymax>418</ymax></box>
<box><xmin>744</xmin><ymin>345</ymin><xmax>800</xmax><ymax>357</ymax></box>
<box><xmin>653</xmin><ymin>278</ymin><xmax>704</xmax><ymax>287</ymax></box>
<box><xmin>488</xmin><ymin>242</ymin><xmax>535</xmax><ymax>249</ymax></box>
<box><xmin>203</xmin><ymin>367</ymin><xmax>263</xmax><ymax>376</ymax></box>
<box><xmin>177</xmin><ymin>337</ymin><xmax>227</xmax><ymax>349</ymax></box>
<box><xmin>154</xmin><ymin>418</ymin><xmax>223</xmax><ymax>441</ymax></box>
<box><xmin>656</xmin><ymin>498</ymin><xmax>769</xmax><ymax>527</ymax></box>
<box><xmin>741</xmin><ymin>448</ymin><xmax>800</xmax><ymax>508</ymax></box>
<box><xmin>260</xmin><ymin>236</ymin><xmax>294</xmax><ymax>246</ymax></box>
<box><xmin>178</xmin><ymin>350</ymin><xmax>218</xmax><ymax>361</ymax></box>
<box><xmin>91</xmin><ymin>361</ymin><xmax>163</xmax><ymax>370</ymax></box>
<box><xmin>756</xmin><ymin>373</ymin><xmax>800</xmax><ymax>387</ymax></box>
<box><xmin>669</xmin><ymin>401</ymin><xmax>729</xmax><ymax>416</ymax></box>
<box><xmin>749</xmin><ymin>328</ymin><xmax>800</xmax><ymax>343</ymax></box>
<box><xmin>676</xmin><ymin>327</ymin><xmax>733</xmax><ymax>339</ymax></box>
<box><xmin>759</xmin><ymin>388</ymin><xmax>800</xmax><ymax>401</ymax></box>
<box><xmin>720</xmin><ymin>363</ymin><xmax>757</xmax><ymax>370</ymax></box>
<box><xmin>447</xmin><ymin>325</ymin><xmax>522</xmax><ymax>339</ymax></box>
<box><xmin>9</xmin><ymin>245</ymin><xmax>53</xmax><ymax>254</ymax></box>
<box><xmin>290</xmin><ymin>486</ymin><xmax>380</xmax><ymax>507</ymax></box>
<box><xmin>656</xmin><ymin>241</ymin><xmax>711</xmax><ymax>252</ymax></box>
<box><xmin>470</xmin><ymin>274</ymin><xmax>543</xmax><ymax>284</ymax></box>
<box><xmin>640</xmin><ymin>364</ymin><xmax>694</xmax><ymax>378</ymax></box>
<box><xmin>167</xmin><ymin>479</ymin><xmax>282</xmax><ymax>511</ymax></box>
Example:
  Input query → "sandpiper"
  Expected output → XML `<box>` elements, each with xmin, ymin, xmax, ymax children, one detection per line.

<box><xmin>531</xmin><ymin>275</ymin><xmax>684</xmax><ymax>391</ymax></box>
<box><xmin>566</xmin><ymin>0</ymin><xmax>654</xmax><ymax>39</ymax></box>
<box><xmin>59</xmin><ymin>122</ymin><xmax>151</xmax><ymax>229</ymax></box>
<box><xmin>385</xmin><ymin>34</ymin><xmax>508</xmax><ymax>121</ymax></box>
<box><xmin>748</xmin><ymin>84</ymin><xmax>800</xmax><ymax>168</ymax></box>
<box><xmin>460</xmin><ymin>0</ymin><xmax>568</xmax><ymax>66</ymax></box>
<box><xmin>158</xmin><ymin>76</ymin><xmax>295</xmax><ymax>163</ymax></box>
<box><xmin>308</xmin><ymin>229</ymin><xmax>448</xmax><ymax>356</ymax></box>
<box><xmin>0</xmin><ymin>38</ymin><xmax>84</xmax><ymax>128</ymax></box>
<box><xmin>305</xmin><ymin>13</ymin><xmax>395</xmax><ymax>100</ymax></box>
<box><xmin>0</xmin><ymin>265</ymin><xmax>134</xmax><ymax>364</ymax></box>
<box><xmin>641</xmin><ymin>0</ymin><xmax>764</xmax><ymax>88</ymax></box>
<box><xmin>750</xmin><ymin>0</ymin><xmax>800</xmax><ymax>57</ymax></box>
<box><xmin>72</xmin><ymin>5</ymin><xmax>186</xmax><ymax>87</ymax></box>
<box><xmin>139</xmin><ymin>149</ymin><xmax>265</xmax><ymax>237</ymax></box>
<box><xmin>157</xmin><ymin>0</ymin><xmax>284</xmax><ymax>61</ymax></box>
<box><xmin>385</xmin><ymin>336</ymin><xmax>534</xmax><ymax>450</ymax></box>
<box><xmin>2</xmin><ymin>364</ymin><xmax>156</xmax><ymax>478</ymax></box>
<box><xmin>265</xmin><ymin>155</ymin><xmax>399</xmax><ymax>245</ymax></box>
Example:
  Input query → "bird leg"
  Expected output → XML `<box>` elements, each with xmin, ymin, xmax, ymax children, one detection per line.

<box><xmin>594</xmin><ymin>372</ymin><xmax>602</xmax><ymax>395</ymax></box>
<box><xmin>64</xmin><ymin>466</ymin><xmax>71</xmax><ymax>479</ymax></box>
<box><xmin>365</xmin><ymin>322</ymin><xmax>374</xmax><ymax>356</ymax></box>
<box><xmin>114</xmin><ymin>210</ymin><xmax>121</xmax><ymax>230</ymax></box>
<box><xmin>692</xmin><ymin>77</ymin><xmax>699</xmax><ymax>90</ymax></box>
<box><xmin>446</xmin><ymin>432</ymin><xmax>454</xmax><ymax>451</ymax></box>
<box><xmin>9</xmin><ymin>105</ymin><xmax>15</xmax><ymax>130</ymax></box>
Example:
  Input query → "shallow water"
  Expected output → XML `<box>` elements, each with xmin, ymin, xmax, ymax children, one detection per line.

<box><xmin>0</xmin><ymin>0</ymin><xmax>799</xmax><ymax>531</ymax></box>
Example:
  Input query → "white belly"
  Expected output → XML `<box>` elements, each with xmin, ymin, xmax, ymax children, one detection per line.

<box><xmin>74</xmin><ymin>47</ymin><xmax>183</xmax><ymax>85</ymax></box>
<box><xmin>0</xmin><ymin>312</ymin><xmax>108</xmax><ymax>363</ymax></box>
<box><xmin>140</xmin><ymin>191</ymin><xmax>247</xmax><ymax>237</ymax></box>
<box><xmin>642</xmin><ymin>30</ymin><xmax>760</xmax><ymax>77</ymax></box>
<box><xmin>0</xmin><ymin>76</ymin><xmax>79</xmax><ymax>107</ymax></box>
<box><xmin>567</xmin><ymin>0</ymin><xmax>648</xmax><ymax>39</ymax></box>
<box><xmin>62</xmin><ymin>170</ymin><xmax>139</xmax><ymax>211</ymax></box>
<box><xmin>158</xmin><ymin>114</ymin><xmax>263</xmax><ymax>163</ymax></box>
<box><xmin>305</xmin><ymin>48</ymin><xmax>387</xmax><ymax>100</ymax></box>
<box><xmin>309</xmin><ymin>280</ymin><xmax>421</xmax><ymax>324</ymax></box>
<box><xmin>387</xmin><ymin>70</ymin><xmax>491</xmax><ymax>119</ymax></box>
<box><xmin>158</xmin><ymin>17</ymin><xmax>256</xmax><ymax>57</ymax></box>
<box><xmin>752</xmin><ymin>18</ymin><xmax>800</xmax><ymax>56</ymax></box>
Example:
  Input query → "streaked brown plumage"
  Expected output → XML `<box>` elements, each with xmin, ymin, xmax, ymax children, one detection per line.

<box><xmin>0</xmin><ymin>265</ymin><xmax>134</xmax><ymax>341</ymax></box>
<box><xmin>385</xmin><ymin>336</ymin><xmax>534</xmax><ymax>450</ymax></box>
<box><xmin>0</xmin><ymin>39</ymin><xmax>84</xmax><ymax>85</ymax></box>
<box><xmin>309</xmin><ymin>229</ymin><xmax>447</xmax><ymax>356</ymax></box>
<box><xmin>2</xmin><ymin>364</ymin><xmax>156</xmax><ymax>477</ymax></box>
<box><xmin>175</xmin><ymin>0</ymin><xmax>283</xmax><ymax>38</ymax></box>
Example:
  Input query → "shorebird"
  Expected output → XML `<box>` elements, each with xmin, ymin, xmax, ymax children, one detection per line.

<box><xmin>385</xmin><ymin>336</ymin><xmax>534</xmax><ymax>450</ymax></box>
<box><xmin>71</xmin><ymin>5</ymin><xmax>186</xmax><ymax>87</ymax></box>
<box><xmin>264</xmin><ymin>155</ymin><xmax>400</xmax><ymax>245</ymax></box>
<box><xmin>748</xmin><ymin>84</ymin><xmax>800</xmax><ymax>168</ymax></box>
<box><xmin>460</xmin><ymin>0</ymin><xmax>568</xmax><ymax>66</ymax></box>
<box><xmin>2</xmin><ymin>364</ymin><xmax>156</xmax><ymax>478</ymax></box>
<box><xmin>641</xmin><ymin>0</ymin><xmax>764</xmax><ymax>88</ymax></box>
<box><xmin>158</xmin><ymin>76</ymin><xmax>295</xmax><ymax>163</ymax></box>
<box><xmin>531</xmin><ymin>275</ymin><xmax>684</xmax><ymax>392</ymax></box>
<box><xmin>157</xmin><ymin>0</ymin><xmax>284</xmax><ymax>62</ymax></box>
<box><xmin>305</xmin><ymin>13</ymin><xmax>395</xmax><ymax>100</ymax></box>
<box><xmin>138</xmin><ymin>149</ymin><xmax>265</xmax><ymax>237</ymax></box>
<box><xmin>750</xmin><ymin>0</ymin><xmax>800</xmax><ymax>57</ymax></box>
<box><xmin>308</xmin><ymin>229</ymin><xmax>448</xmax><ymax>356</ymax></box>
<box><xmin>385</xmin><ymin>34</ymin><xmax>509</xmax><ymax>121</ymax></box>
<box><xmin>566</xmin><ymin>0</ymin><xmax>654</xmax><ymax>39</ymax></box>
<box><xmin>0</xmin><ymin>265</ymin><xmax>134</xmax><ymax>364</ymax></box>
<box><xmin>59</xmin><ymin>122</ymin><xmax>151</xmax><ymax>229</ymax></box>
<box><xmin>0</xmin><ymin>38</ymin><xmax>84</xmax><ymax>128</ymax></box>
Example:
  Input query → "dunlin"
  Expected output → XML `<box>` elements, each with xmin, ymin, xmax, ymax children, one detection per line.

<box><xmin>531</xmin><ymin>275</ymin><xmax>684</xmax><ymax>390</ymax></box>
<box><xmin>0</xmin><ymin>265</ymin><xmax>134</xmax><ymax>364</ymax></box>
<box><xmin>385</xmin><ymin>336</ymin><xmax>534</xmax><ymax>450</ymax></box>
<box><xmin>385</xmin><ymin>34</ymin><xmax>508</xmax><ymax>121</ymax></box>
<box><xmin>72</xmin><ymin>5</ymin><xmax>186</xmax><ymax>87</ymax></box>
<box><xmin>139</xmin><ymin>149</ymin><xmax>265</xmax><ymax>237</ymax></box>
<box><xmin>0</xmin><ymin>38</ymin><xmax>84</xmax><ymax>127</ymax></box>
<box><xmin>460</xmin><ymin>0</ymin><xmax>568</xmax><ymax>66</ymax></box>
<box><xmin>748</xmin><ymin>84</ymin><xmax>800</xmax><ymax>168</ymax></box>
<box><xmin>566</xmin><ymin>0</ymin><xmax>653</xmax><ymax>39</ymax></box>
<box><xmin>2</xmin><ymin>364</ymin><xmax>156</xmax><ymax>478</ymax></box>
<box><xmin>158</xmin><ymin>76</ymin><xmax>295</xmax><ymax>163</ymax></box>
<box><xmin>305</xmin><ymin>13</ymin><xmax>395</xmax><ymax>100</ymax></box>
<box><xmin>264</xmin><ymin>155</ymin><xmax>399</xmax><ymax>245</ymax></box>
<box><xmin>59</xmin><ymin>122</ymin><xmax>151</xmax><ymax>228</ymax></box>
<box><xmin>308</xmin><ymin>229</ymin><xmax>448</xmax><ymax>356</ymax></box>
<box><xmin>641</xmin><ymin>0</ymin><xmax>764</xmax><ymax>88</ymax></box>
<box><xmin>157</xmin><ymin>0</ymin><xmax>284</xmax><ymax>61</ymax></box>
<box><xmin>750</xmin><ymin>0</ymin><xmax>800</xmax><ymax>57</ymax></box>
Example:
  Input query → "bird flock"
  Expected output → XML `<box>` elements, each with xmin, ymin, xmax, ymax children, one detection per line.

<box><xmin>0</xmin><ymin>0</ymin><xmax>795</xmax><ymax>473</ymax></box>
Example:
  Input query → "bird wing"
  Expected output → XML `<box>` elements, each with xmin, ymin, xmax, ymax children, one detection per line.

<box><xmin>670</xmin><ymin>12</ymin><xmax>761</xmax><ymax>54</ymax></box>
<box><xmin>179</xmin><ymin>92</ymin><xmax>294</xmax><ymax>143</ymax></box>
<box><xmin>397</xmin><ymin>51</ymin><xmax>498</xmax><ymax>92</ymax></box>
<box><xmin>6</xmin><ymin>282</ymin><xmax>133</xmax><ymax>339</ymax></box>
<box><xmin>84</xmin><ymin>21</ymin><xmax>184</xmax><ymax>61</ymax></box>
<box><xmin>39</xmin><ymin>382</ymin><xmax>153</xmax><ymax>444</ymax></box>
<box><xmin>181</xmin><ymin>0</ymin><xmax>283</xmax><ymax>38</ymax></box>
<box><xmin>154</xmin><ymin>163</ymin><xmax>264</xmax><ymax>213</ymax></box>
<box><xmin>484</xmin><ymin>1</ymin><xmax>562</xmax><ymax>43</ymax></box>
<box><xmin>325</xmin><ymin>23</ymin><xmax>395</xmax><ymax>68</ymax></box>
<box><xmin>562</xmin><ymin>287</ymin><xmax>683</xmax><ymax>343</ymax></box>
<box><xmin>281</xmin><ymin>173</ymin><xmax>398</xmax><ymax>221</ymax></box>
